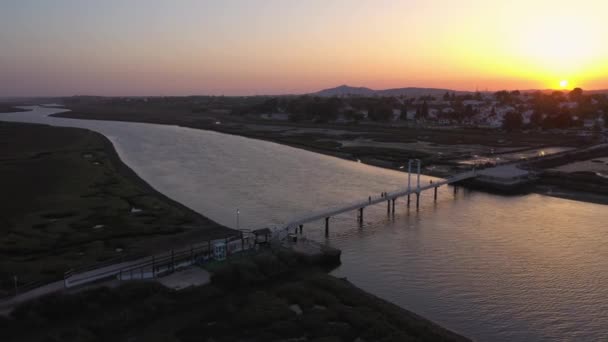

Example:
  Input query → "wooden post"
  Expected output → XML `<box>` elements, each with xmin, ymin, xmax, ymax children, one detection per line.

<box><xmin>325</xmin><ymin>217</ymin><xmax>329</xmax><ymax>237</ymax></box>
<box><xmin>387</xmin><ymin>200</ymin><xmax>390</xmax><ymax>214</ymax></box>
<box><xmin>359</xmin><ymin>207</ymin><xmax>364</xmax><ymax>222</ymax></box>
<box><xmin>416</xmin><ymin>192</ymin><xmax>420</xmax><ymax>209</ymax></box>
<box><xmin>392</xmin><ymin>199</ymin><xmax>396</xmax><ymax>213</ymax></box>
<box><xmin>407</xmin><ymin>194</ymin><xmax>411</xmax><ymax>207</ymax></box>
<box><xmin>434</xmin><ymin>186</ymin><xmax>438</xmax><ymax>201</ymax></box>
<box><xmin>299</xmin><ymin>224</ymin><xmax>303</xmax><ymax>234</ymax></box>
<box><xmin>454</xmin><ymin>186</ymin><xmax>457</xmax><ymax>195</ymax></box>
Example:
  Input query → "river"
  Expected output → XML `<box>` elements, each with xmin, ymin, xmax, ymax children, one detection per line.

<box><xmin>2</xmin><ymin>106</ymin><xmax>607</xmax><ymax>341</ymax></box>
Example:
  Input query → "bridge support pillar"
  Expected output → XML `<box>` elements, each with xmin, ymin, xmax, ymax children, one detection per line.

<box><xmin>434</xmin><ymin>186</ymin><xmax>438</xmax><ymax>201</ymax></box>
<box><xmin>358</xmin><ymin>208</ymin><xmax>364</xmax><ymax>223</ymax></box>
<box><xmin>392</xmin><ymin>199</ymin><xmax>395</xmax><ymax>213</ymax></box>
<box><xmin>325</xmin><ymin>217</ymin><xmax>329</xmax><ymax>237</ymax></box>
<box><xmin>407</xmin><ymin>194</ymin><xmax>411</xmax><ymax>207</ymax></box>
<box><xmin>387</xmin><ymin>200</ymin><xmax>391</xmax><ymax>214</ymax></box>
<box><xmin>454</xmin><ymin>186</ymin><xmax>458</xmax><ymax>195</ymax></box>
<box><xmin>299</xmin><ymin>224</ymin><xmax>303</xmax><ymax>234</ymax></box>
<box><xmin>416</xmin><ymin>192</ymin><xmax>420</xmax><ymax>209</ymax></box>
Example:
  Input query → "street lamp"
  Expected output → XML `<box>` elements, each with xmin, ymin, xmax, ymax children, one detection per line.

<box><xmin>236</xmin><ymin>209</ymin><xmax>240</xmax><ymax>230</ymax></box>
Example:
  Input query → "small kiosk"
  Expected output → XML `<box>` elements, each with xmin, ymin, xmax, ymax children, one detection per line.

<box><xmin>213</xmin><ymin>241</ymin><xmax>227</xmax><ymax>261</ymax></box>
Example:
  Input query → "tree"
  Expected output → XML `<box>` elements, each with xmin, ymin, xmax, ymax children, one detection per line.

<box><xmin>343</xmin><ymin>109</ymin><xmax>364</xmax><ymax>123</ymax></box>
<box><xmin>399</xmin><ymin>104</ymin><xmax>408</xmax><ymax>120</ymax></box>
<box><xmin>421</xmin><ymin>101</ymin><xmax>429</xmax><ymax>118</ymax></box>
<box><xmin>495</xmin><ymin>90</ymin><xmax>510</xmax><ymax>104</ymax></box>
<box><xmin>503</xmin><ymin>111</ymin><xmax>523</xmax><ymax>131</ymax></box>
<box><xmin>569</xmin><ymin>88</ymin><xmax>584</xmax><ymax>102</ymax></box>
<box><xmin>530</xmin><ymin>110</ymin><xmax>544</xmax><ymax>128</ymax></box>
<box><xmin>368</xmin><ymin>104</ymin><xmax>393</xmax><ymax>121</ymax></box>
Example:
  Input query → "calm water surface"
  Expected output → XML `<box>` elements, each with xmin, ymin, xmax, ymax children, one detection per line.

<box><xmin>2</xmin><ymin>107</ymin><xmax>608</xmax><ymax>341</ymax></box>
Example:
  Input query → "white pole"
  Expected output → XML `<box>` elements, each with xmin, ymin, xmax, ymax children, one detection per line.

<box><xmin>407</xmin><ymin>160</ymin><xmax>412</xmax><ymax>191</ymax></box>
<box><xmin>416</xmin><ymin>159</ymin><xmax>421</xmax><ymax>191</ymax></box>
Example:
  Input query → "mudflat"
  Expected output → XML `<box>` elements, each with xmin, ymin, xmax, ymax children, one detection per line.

<box><xmin>0</xmin><ymin>122</ymin><xmax>234</xmax><ymax>295</ymax></box>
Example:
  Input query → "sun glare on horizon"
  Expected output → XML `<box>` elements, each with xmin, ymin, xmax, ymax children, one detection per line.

<box><xmin>559</xmin><ymin>80</ymin><xmax>569</xmax><ymax>89</ymax></box>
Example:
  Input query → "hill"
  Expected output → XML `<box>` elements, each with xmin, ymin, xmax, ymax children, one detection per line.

<box><xmin>314</xmin><ymin>84</ymin><xmax>472</xmax><ymax>97</ymax></box>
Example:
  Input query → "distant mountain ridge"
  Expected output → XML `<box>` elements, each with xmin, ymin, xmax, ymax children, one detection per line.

<box><xmin>314</xmin><ymin>85</ymin><xmax>472</xmax><ymax>97</ymax></box>
<box><xmin>314</xmin><ymin>85</ymin><xmax>608</xmax><ymax>97</ymax></box>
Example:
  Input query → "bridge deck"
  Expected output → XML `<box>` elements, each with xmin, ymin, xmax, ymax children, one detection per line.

<box><xmin>281</xmin><ymin>171</ymin><xmax>476</xmax><ymax>230</ymax></box>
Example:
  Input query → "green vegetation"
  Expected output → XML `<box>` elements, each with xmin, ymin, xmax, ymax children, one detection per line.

<box><xmin>0</xmin><ymin>122</ymin><xmax>233</xmax><ymax>296</ymax></box>
<box><xmin>2</xmin><ymin>250</ymin><xmax>469</xmax><ymax>342</ymax></box>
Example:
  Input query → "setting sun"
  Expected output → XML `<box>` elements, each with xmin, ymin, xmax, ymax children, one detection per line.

<box><xmin>560</xmin><ymin>80</ymin><xmax>569</xmax><ymax>89</ymax></box>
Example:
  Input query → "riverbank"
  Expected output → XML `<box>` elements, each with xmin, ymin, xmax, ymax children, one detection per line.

<box><xmin>0</xmin><ymin>122</ymin><xmax>235</xmax><ymax>296</ymax></box>
<box><xmin>54</xmin><ymin>102</ymin><xmax>608</xmax><ymax>204</ymax></box>
<box><xmin>55</xmin><ymin>101</ymin><xmax>588</xmax><ymax>174</ymax></box>
<box><xmin>527</xmin><ymin>145</ymin><xmax>608</xmax><ymax>203</ymax></box>
<box><xmin>1</xmin><ymin>249</ymin><xmax>470</xmax><ymax>342</ymax></box>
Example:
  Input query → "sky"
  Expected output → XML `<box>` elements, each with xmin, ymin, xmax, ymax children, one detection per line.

<box><xmin>1</xmin><ymin>0</ymin><xmax>608</xmax><ymax>96</ymax></box>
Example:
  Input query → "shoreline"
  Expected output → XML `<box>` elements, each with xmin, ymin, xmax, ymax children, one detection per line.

<box><xmin>534</xmin><ymin>186</ymin><xmax>608</xmax><ymax>205</ymax></box>
<box><xmin>98</xmin><ymin>126</ymin><xmax>238</xmax><ymax>243</ymax></box>
<box><xmin>52</xmin><ymin>108</ymin><xmax>608</xmax><ymax>206</ymax></box>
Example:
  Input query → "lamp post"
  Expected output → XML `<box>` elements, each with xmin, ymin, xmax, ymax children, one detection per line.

<box><xmin>236</xmin><ymin>209</ymin><xmax>240</xmax><ymax>230</ymax></box>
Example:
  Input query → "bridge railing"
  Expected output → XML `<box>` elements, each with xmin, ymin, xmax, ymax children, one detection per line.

<box><xmin>62</xmin><ymin>234</ymin><xmax>253</xmax><ymax>289</ymax></box>
<box><xmin>278</xmin><ymin>170</ymin><xmax>480</xmax><ymax>234</ymax></box>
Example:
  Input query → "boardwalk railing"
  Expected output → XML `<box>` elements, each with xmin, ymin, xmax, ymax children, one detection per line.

<box><xmin>63</xmin><ymin>234</ymin><xmax>254</xmax><ymax>288</ymax></box>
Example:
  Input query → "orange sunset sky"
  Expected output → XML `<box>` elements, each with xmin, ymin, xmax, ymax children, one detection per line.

<box><xmin>1</xmin><ymin>0</ymin><xmax>607</xmax><ymax>96</ymax></box>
